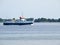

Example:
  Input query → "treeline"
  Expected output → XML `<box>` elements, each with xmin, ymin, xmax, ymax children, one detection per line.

<box><xmin>0</xmin><ymin>18</ymin><xmax>60</xmax><ymax>22</ymax></box>
<box><xmin>34</xmin><ymin>18</ymin><xmax>60</xmax><ymax>22</ymax></box>
<box><xmin>0</xmin><ymin>18</ymin><xmax>3</xmax><ymax>22</ymax></box>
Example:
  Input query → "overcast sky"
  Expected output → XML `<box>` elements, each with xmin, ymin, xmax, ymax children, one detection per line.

<box><xmin>0</xmin><ymin>0</ymin><xmax>60</xmax><ymax>19</ymax></box>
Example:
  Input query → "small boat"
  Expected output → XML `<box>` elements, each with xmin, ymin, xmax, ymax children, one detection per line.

<box><xmin>3</xmin><ymin>16</ymin><xmax>34</xmax><ymax>25</ymax></box>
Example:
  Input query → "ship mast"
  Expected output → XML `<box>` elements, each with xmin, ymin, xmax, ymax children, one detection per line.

<box><xmin>21</xmin><ymin>12</ymin><xmax>25</xmax><ymax>19</ymax></box>
<box><xmin>20</xmin><ymin>12</ymin><xmax>24</xmax><ymax>19</ymax></box>
<box><xmin>21</xmin><ymin>12</ymin><xmax>23</xmax><ymax>17</ymax></box>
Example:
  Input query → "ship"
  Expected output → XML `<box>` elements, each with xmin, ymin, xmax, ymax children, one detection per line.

<box><xmin>3</xmin><ymin>16</ymin><xmax>34</xmax><ymax>25</ymax></box>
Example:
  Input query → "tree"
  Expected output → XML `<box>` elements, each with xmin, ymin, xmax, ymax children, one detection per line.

<box><xmin>58</xmin><ymin>18</ymin><xmax>60</xmax><ymax>22</ymax></box>
<box><xmin>0</xmin><ymin>18</ymin><xmax>3</xmax><ymax>22</ymax></box>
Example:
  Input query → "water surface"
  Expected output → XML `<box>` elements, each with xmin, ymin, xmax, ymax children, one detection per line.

<box><xmin>0</xmin><ymin>23</ymin><xmax>60</xmax><ymax>45</ymax></box>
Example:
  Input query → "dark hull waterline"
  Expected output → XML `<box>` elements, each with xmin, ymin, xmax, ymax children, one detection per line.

<box><xmin>3</xmin><ymin>23</ymin><xmax>33</xmax><ymax>25</ymax></box>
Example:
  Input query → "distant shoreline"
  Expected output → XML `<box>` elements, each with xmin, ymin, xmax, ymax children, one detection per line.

<box><xmin>0</xmin><ymin>18</ymin><xmax>60</xmax><ymax>23</ymax></box>
<box><xmin>0</xmin><ymin>21</ymin><xmax>60</xmax><ymax>23</ymax></box>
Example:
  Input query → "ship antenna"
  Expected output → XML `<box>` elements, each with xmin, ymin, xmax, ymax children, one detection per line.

<box><xmin>21</xmin><ymin>11</ymin><xmax>24</xmax><ymax>19</ymax></box>
<box><xmin>22</xmin><ymin>12</ymin><xmax>23</xmax><ymax>17</ymax></box>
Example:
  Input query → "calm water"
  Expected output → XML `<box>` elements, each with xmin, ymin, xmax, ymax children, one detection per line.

<box><xmin>0</xmin><ymin>23</ymin><xmax>60</xmax><ymax>40</ymax></box>
<box><xmin>0</xmin><ymin>23</ymin><xmax>60</xmax><ymax>45</ymax></box>
<box><xmin>0</xmin><ymin>23</ymin><xmax>60</xmax><ymax>34</ymax></box>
